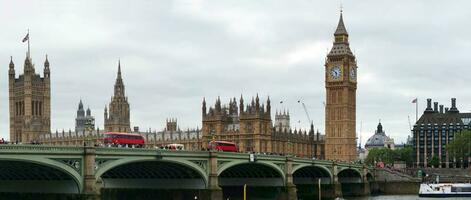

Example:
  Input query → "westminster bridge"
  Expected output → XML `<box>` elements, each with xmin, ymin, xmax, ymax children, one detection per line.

<box><xmin>0</xmin><ymin>145</ymin><xmax>374</xmax><ymax>200</ymax></box>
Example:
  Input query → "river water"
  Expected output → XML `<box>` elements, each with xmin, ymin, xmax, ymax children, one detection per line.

<box><xmin>346</xmin><ymin>195</ymin><xmax>470</xmax><ymax>200</ymax></box>
<box><xmin>1</xmin><ymin>194</ymin><xmax>469</xmax><ymax>200</ymax></box>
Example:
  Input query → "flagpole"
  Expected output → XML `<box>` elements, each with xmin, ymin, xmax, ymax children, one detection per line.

<box><xmin>416</xmin><ymin>98</ymin><xmax>418</xmax><ymax>122</ymax></box>
<box><xmin>27</xmin><ymin>29</ymin><xmax>30</xmax><ymax>58</ymax></box>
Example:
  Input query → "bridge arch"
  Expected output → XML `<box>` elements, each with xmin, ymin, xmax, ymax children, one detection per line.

<box><xmin>218</xmin><ymin>161</ymin><xmax>285</xmax><ymax>187</ymax></box>
<box><xmin>96</xmin><ymin>157</ymin><xmax>208</xmax><ymax>189</ymax></box>
<box><xmin>0</xmin><ymin>156</ymin><xmax>83</xmax><ymax>193</ymax></box>
<box><xmin>366</xmin><ymin>172</ymin><xmax>374</xmax><ymax>182</ymax></box>
<box><xmin>218</xmin><ymin>160</ymin><xmax>285</xmax><ymax>180</ymax></box>
<box><xmin>292</xmin><ymin>165</ymin><xmax>333</xmax><ymax>185</ymax></box>
<box><xmin>337</xmin><ymin>168</ymin><xmax>362</xmax><ymax>183</ymax></box>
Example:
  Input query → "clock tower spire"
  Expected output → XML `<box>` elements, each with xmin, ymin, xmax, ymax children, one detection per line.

<box><xmin>324</xmin><ymin>11</ymin><xmax>357</xmax><ymax>162</ymax></box>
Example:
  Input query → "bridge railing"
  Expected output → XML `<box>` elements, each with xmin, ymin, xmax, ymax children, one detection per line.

<box><xmin>0</xmin><ymin>144</ymin><xmax>83</xmax><ymax>154</ymax></box>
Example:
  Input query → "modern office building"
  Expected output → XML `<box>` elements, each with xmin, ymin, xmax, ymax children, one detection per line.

<box><xmin>412</xmin><ymin>98</ymin><xmax>471</xmax><ymax>168</ymax></box>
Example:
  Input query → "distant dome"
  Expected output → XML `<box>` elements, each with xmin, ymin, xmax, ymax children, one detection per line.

<box><xmin>365</xmin><ymin>122</ymin><xmax>390</xmax><ymax>148</ymax></box>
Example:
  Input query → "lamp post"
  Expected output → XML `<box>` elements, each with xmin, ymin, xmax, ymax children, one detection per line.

<box><xmin>243</xmin><ymin>184</ymin><xmax>247</xmax><ymax>200</ymax></box>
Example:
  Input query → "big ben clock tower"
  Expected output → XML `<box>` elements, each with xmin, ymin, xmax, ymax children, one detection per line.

<box><xmin>325</xmin><ymin>11</ymin><xmax>357</xmax><ymax>162</ymax></box>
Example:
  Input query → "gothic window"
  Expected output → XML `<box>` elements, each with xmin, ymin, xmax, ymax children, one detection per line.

<box><xmin>32</xmin><ymin>101</ymin><xmax>35</xmax><ymax>116</ymax></box>
<box><xmin>246</xmin><ymin>122</ymin><xmax>253</xmax><ymax>133</ymax></box>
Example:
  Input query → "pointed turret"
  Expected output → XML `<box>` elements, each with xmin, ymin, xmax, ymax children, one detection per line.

<box><xmin>9</xmin><ymin>56</ymin><xmax>15</xmax><ymax>78</ymax></box>
<box><xmin>23</xmin><ymin>53</ymin><xmax>34</xmax><ymax>74</ymax></box>
<box><xmin>77</xmin><ymin>100</ymin><xmax>85</xmax><ymax>118</ymax></box>
<box><xmin>239</xmin><ymin>95</ymin><xmax>244</xmax><ymax>113</ymax></box>
<box><xmin>334</xmin><ymin>11</ymin><xmax>348</xmax><ymax>36</ymax></box>
<box><xmin>215</xmin><ymin>96</ymin><xmax>221</xmax><ymax>112</ymax></box>
<box><xmin>266</xmin><ymin>96</ymin><xmax>271</xmax><ymax>114</ymax></box>
<box><xmin>86</xmin><ymin>107</ymin><xmax>91</xmax><ymax>116</ymax></box>
<box><xmin>255</xmin><ymin>94</ymin><xmax>260</xmax><ymax>110</ymax></box>
<box><xmin>44</xmin><ymin>55</ymin><xmax>50</xmax><ymax>78</ymax></box>
<box><xmin>202</xmin><ymin>97</ymin><xmax>207</xmax><ymax>117</ymax></box>
<box><xmin>104</xmin><ymin>105</ymin><xmax>108</xmax><ymax>119</ymax></box>
<box><xmin>309</xmin><ymin>123</ymin><xmax>314</xmax><ymax>136</ymax></box>
<box><xmin>113</xmin><ymin>60</ymin><xmax>125</xmax><ymax>98</ymax></box>
<box><xmin>328</xmin><ymin>10</ymin><xmax>354</xmax><ymax>57</ymax></box>
<box><xmin>117</xmin><ymin>60</ymin><xmax>122</xmax><ymax>79</ymax></box>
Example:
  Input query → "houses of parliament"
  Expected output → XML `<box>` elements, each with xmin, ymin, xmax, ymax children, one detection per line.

<box><xmin>8</xmin><ymin>12</ymin><xmax>357</xmax><ymax>161</ymax></box>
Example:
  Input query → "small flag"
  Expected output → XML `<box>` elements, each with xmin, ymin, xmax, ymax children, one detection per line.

<box><xmin>412</xmin><ymin>98</ymin><xmax>417</xmax><ymax>103</ymax></box>
<box><xmin>22</xmin><ymin>33</ymin><xmax>29</xmax><ymax>43</ymax></box>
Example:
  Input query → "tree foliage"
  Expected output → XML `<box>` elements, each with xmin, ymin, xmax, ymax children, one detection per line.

<box><xmin>447</xmin><ymin>130</ymin><xmax>471</xmax><ymax>160</ymax></box>
<box><xmin>428</xmin><ymin>156</ymin><xmax>439</xmax><ymax>168</ymax></box>
<box><xmin>365</xmin><ymin>146</ymin><xmax>414</xmax><ymax>166</ymax></box>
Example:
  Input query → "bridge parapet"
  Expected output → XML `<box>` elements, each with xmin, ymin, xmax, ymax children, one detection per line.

<box><xmin>0</xmin><ymin>144</ymin><xmax>83</xmax><ymax>154</ymax></box>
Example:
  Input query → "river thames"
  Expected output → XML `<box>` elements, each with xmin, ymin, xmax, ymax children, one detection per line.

<box><xmin>347</xmin><ymin>195</ymin><xmax>470</xmax><ymax>200</ymax></box>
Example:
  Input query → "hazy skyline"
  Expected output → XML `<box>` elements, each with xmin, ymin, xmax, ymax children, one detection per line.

<box><xmin>2</xmin><ymin>1</ymin><xmax>471</xmax><ymax>145</ymax></box>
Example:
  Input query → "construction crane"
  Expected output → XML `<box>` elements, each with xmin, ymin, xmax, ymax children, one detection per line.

<box><xmin>298</xmin><ymin>100</ymin><xmax>312</xmax><ymax>125</ymax></box>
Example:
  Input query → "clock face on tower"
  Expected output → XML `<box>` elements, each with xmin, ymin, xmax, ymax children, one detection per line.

<box><xmin>330</xmin><ymin>66</ymin><xmax>342</xmax><ymax>80</ymax></box>
<box><xmin>350</xmin><ymin>67</ymin><xmax>356</xmax><ymax>81</ymax></box>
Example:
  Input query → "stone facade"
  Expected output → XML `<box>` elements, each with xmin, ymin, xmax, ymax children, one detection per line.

<box><xmin>201</xmin><ymin>95</ymin><xmax>272</xmax><ymax>153</ymax></box>
<box><xmin>9</xmin><ymin>55</ymin><xmax>51</xmax><ymax>143</ymax></box>
<box><xmin>104</xmin><ymin>62</ymin><xmax>131</xmax><ymax>132</ymax></box>
<box><xmin>274</xmin><ymin>110</ymin><xmax>290</xmax><ymax>132</ymax></box>
<box><xmin>199</xmin><ymin>96</ymin><xmax>324</xmax><ymax>158</ymax></box>
<box><xmin>143</xmin><ymin>119</ymin><xmax>203</xmax><ymax>151</ymax></box>
<box><xmin>325</xmin><ymin>12</ymin><xmax>357</xmax><ymax>161</ymax></box>
<box><xmin>75</xmin><ymin>100</ymin><xmax>95</xmax><ymax>133</ymax></box>
<box><xmin>39</xmin><ymin>129</ymin><xmax>103</xmax><ymax>146</ymax></box>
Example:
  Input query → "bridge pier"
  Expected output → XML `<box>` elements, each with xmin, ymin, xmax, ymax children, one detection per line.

<box><xmin>332</xmin><ymin>163</ymin><xmax>343</xmax><ymax>198</ymax></box>
<box><xmin>362</xmin><ymin>167</ymin><xmax>371</xmax><ymax>196</ymax></box>
<box><xmin>277</xmin><ymin>157</ymin><xmax>298</xmax><ymax>200</ymax></box>
<box><xmin>206</xmin><ymin>152</ymin><xmax>223</xmax><ymax>200</ymax></box>
<box><xmin>83</xmin><ymin>146</ymin><xmax>101</xmax><ymax>199</ymax></box>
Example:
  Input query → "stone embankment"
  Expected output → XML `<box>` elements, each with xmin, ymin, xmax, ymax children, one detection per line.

<box><xmin>372</xmin><ymin>168</ymin><xmax>421</xmax><ymax>195</ymax></box>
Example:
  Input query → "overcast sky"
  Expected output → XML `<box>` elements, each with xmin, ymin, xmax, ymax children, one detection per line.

<box><xmin>1</xmin><ymin>0</ymin><xmax>471</xmax><ymax>145</ymax></box>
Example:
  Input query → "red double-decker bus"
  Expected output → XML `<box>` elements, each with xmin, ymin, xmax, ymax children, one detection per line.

<box><xmin>208</xmin><ymin>141</ymin><xmax>238</xmax><ymax>152</ymax></box>
<box><xmin>103</xmin><ymin>132</ymin><xmax>145</xmax><ymax>148</ymax></box>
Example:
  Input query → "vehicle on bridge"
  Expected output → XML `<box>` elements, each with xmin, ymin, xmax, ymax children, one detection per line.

<box><xmin>102</xmin><ymin>132</ymin><xmax>145</xmax><ymax>148</ymax></box>
<box><xmin>162</xmin><ymin>143</ymin><xmax>185</xmax><ymax>150</ymax></box>
<box><xmin>209</xmin><ymin>141</ymin><xmax>238</xmax><ymax>152</ymax></box>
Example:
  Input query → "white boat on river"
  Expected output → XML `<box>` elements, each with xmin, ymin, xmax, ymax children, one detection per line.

<box><xmin>419</xmin><ymin>183</ymin><xmax>471</xmax><ymax>197</ymax></box>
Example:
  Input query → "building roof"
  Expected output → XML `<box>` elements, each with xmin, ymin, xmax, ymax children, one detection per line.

<box><xmin>365</xmin><ymin>122</ymin><xmax>391</xmax><ymax>148</ymax></box>
<box><xmin>334</xmin><ymin>12</ymin><xmax>348</xmax><ymax>36</ymax></box>
<box><xmin>413</xmin><ymin>98</ymin><xmax>471</xmax><ymax>129</ymax></box>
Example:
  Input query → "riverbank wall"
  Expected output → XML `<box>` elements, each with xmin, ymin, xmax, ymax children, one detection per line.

<box><xmin>373</xmin><ymin>169</ymin><xmax>421</xmax><ymax>195</ymax></box>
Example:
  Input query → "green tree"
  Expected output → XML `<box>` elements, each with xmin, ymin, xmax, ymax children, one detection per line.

<box><xmin>365</xmin><ymin>148</ymin><xmax>396</xmax><ymax>166</ymax></box>
<box><xmin>429</xmin><ymin>156</ymin><xmax>439</xmax><ymax>168</ymax></box>
<box><xmin>447</xmin><ymin>130</ymin><xmax>471</xmax><ymax>166</ymax></box>
<box><xmin>396</xmin><ymin>146</ymin><xmax>414</xmax><ymax>167</ymax></box>
<box><xmin>365</xmin><ymin>146</ymin><xmax>414</xmax><ymax>167</ymax></box>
